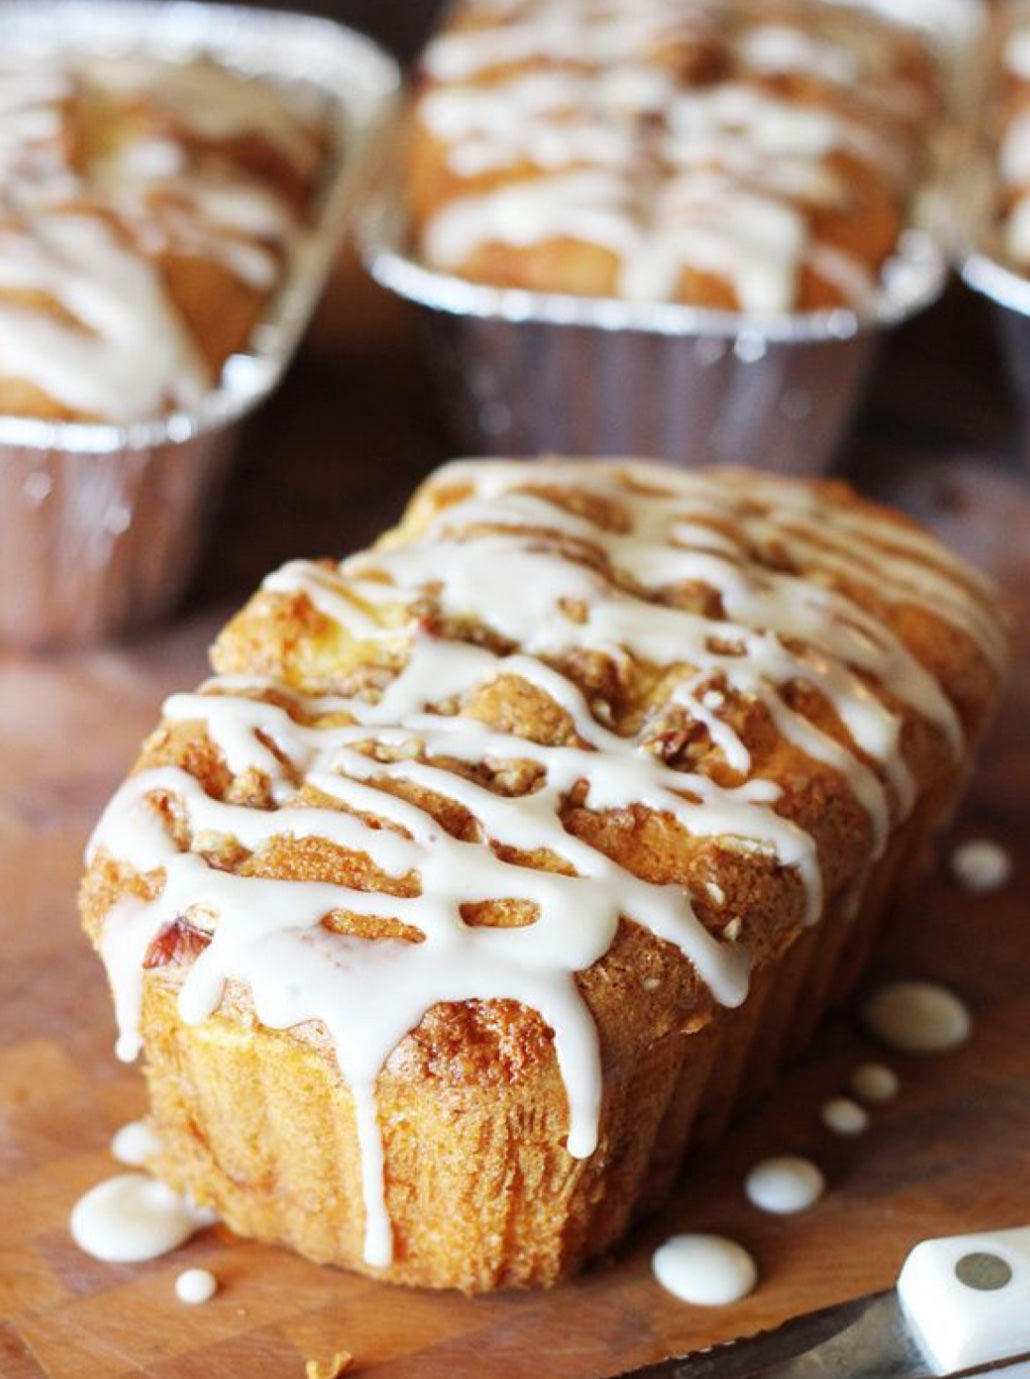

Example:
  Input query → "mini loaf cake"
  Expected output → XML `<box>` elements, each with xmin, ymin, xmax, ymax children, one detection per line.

<box><xmin>995</xmin><ymin>6</ymin><xmax>1030</xmax><ymax>271</ymax></box>
<box><xmin>0</xmin><ymin>53</ymin><xmax>330</xmax><ymax>423</ymax></box>
<box><xmin>80</xmin><ymin>459</ymin><xmax>1006</xmax><ymax>1292</ymax></box>
<box><xmin>407</xmin><ymin>0</ymin><xmax>941</xmax><ymax>313</ymax></box>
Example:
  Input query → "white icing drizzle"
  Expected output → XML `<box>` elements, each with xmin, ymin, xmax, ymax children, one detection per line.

<box><xmin>950</xmin><ymin>839</ymin><xmax>1012</xmax><ymax>894</ymax></box>
<box><xmin>87</xmin><ymin>459</ymin><xmax>996</xmax><ymax>1270</ymax></box>
<box><xmin>416</xmin><ymin>0</ymin><xmax>933</xmax><ymax>310</ymax></box>
<box><xmin>423</xmin><ymin>0</ymin><xmax>710</xmax><ymax>81</ymax></box>
<box><xmin>652</xmin><ymin>1232</ymin><xmax>758</xmax><ymax>1305</ymax></box>
<box><xmin>175</xmin><ymin>1267</ymin><xmax>218</xmax><ymax>1304</ymax></box>
<box><xmin>110</xmin><ymin>1119</ymin><xmax>163</xmax><ymax>1167</ymax></box>
<box><xmin>0</xmin><ymin>62</ymin><xmax>76</xmax><ymax>189</ymax></box>
<box><xmin>70</xmin><ymin>1172</ymin><xmax>216</xmax><ymax>1263</ymax></box>
<box><xmin>0</xmin><ymin>213</ymin><xmax>209</xmax><ymax>421</ymax></box>
<box><xmin>740</xmin><ymin>24</ymin><xmax>858</xmax><ymax>83</ymax></box>
<box><xmin>0</xmin><ymin>54</ymin><xmax>316</xmax><ymax>419</ymax></box>
<box><xmin>745</xmin><ymin>1154</ymin><xmax>825</xmax><ymax>1213</ymax></box>
<box><xmin>87</xmin><ymin>56</ymin><xmax>322</xmax><ymax>175</ymax></box>
<box><xmin>861</xmin><ymin>979</ymin><xmax>972</xmax><ymax>1053</ymax></box>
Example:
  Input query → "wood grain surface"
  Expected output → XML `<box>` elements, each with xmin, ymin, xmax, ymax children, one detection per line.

<box><xmin>1</xmin><ymin>251</ymin><xmax>1028</xmax><ymax>1379</ymax></box>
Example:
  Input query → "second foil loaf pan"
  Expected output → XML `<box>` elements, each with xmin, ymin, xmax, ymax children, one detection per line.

<box><xmin>361</xmin><ymin>0</ymin><xmax>975</xmax><ymax>473</ymax></box>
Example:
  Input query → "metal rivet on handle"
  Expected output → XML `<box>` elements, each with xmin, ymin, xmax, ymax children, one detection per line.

<box><xmin>954</xmin><ymin>1252</ymin><xmax>1013</xmax><ymax>1291</ymax></box>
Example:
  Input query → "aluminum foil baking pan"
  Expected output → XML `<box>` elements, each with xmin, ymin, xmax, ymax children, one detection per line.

<box><xmin>359</xmin><ymin>0</ymin><xmax>973</xmax><ymax>473</ymax></box>
<box><xmin>0</xmin><ymin>0</ymin><xmax>399</xmax><ymax>651</ymax></box>
<box><xmin>962</xmin><ymin>252</ymin><xmax>1030</xmax><ymax>424</ymax></box>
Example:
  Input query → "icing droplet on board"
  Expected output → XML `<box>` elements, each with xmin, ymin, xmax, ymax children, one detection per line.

<box><xmin>862</xmin><ymin>980</ymin><xmax>972</xmax><ymax>1054</ymax></box>
<box><xmin>745</xmin><ymin>1155</ymin><xmax>825</xmax><ymax>1213</ymax></box>
<box><xmin>821</xmin><ymin>1096</ymin><xmax>869</xmax><ymax>1136</ymax></box>
<box><xmin>950</xmin><ymin>839</ymin><xmax>1012</xmax><ymax>894</ymax></box>
<box><xmin>850</xmin><ymin>1062</ymin><xmax>899</xmax><ymax>1104</ymax></box>
<box><xmin>653</xmin><ymin>1233</ymin><xmax>758</xmax><ymax>1305</ymax></box>
<box><xmin>110</xmin><ymin>1119</ymin><xmax>163</xmax><ymax>1167</ymax></box>
<box><xmin>70</xmin><ymin>1172</ymin><xmax>216</xmax><ymax>1263</ymax></box>
<box><xmin>175</xmin><ymin>1267</ymin><xmax>218</xmax><ymax>1304</ymax></box>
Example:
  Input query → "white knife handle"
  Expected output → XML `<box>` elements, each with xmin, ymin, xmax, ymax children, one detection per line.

<box><xmin>897</xmin><ymin>1225</ymin><xmax>1030</xmax><ymax>1375</ymax></box>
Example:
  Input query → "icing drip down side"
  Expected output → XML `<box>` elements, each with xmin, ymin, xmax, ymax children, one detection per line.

<box><xmin>86</xmin><ymin>459</ymin><xmax>1002</xmax><ymax>1270</ymax></box>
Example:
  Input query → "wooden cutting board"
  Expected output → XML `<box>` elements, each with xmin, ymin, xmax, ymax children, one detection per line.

<box><xmin>1</xmin><ymin>263</ymin><xmax>1028</xmax><ymax>1379</ymax></box>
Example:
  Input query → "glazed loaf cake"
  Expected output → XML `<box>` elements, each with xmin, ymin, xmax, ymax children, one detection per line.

<box><xmin>408</xmin><ymin>0</ymin><xmax>941</xmax><ymax>313</ymax></box>
<box><xmin>0</xmin><ymin>53</ymin><xmax>329</xmax><ymax>423</ymax></box>
<box><xmin>80</xmin><ymin>459</ymin><xmax>1005</xmax><ymax>1292</ymax></box>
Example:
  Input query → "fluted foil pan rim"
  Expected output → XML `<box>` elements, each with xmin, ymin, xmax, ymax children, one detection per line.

<box><xmin>962</xmin><ymin>250</ymin><xmax>1030</xmax><ymax>316</ymax></box>
<box><xmin>364</xmin><ymin>200</ymin><xmax>949</xmax><ymax>345</ymax></box>
<box><xmin>0</xmin><ymin>0</ymin><xmax>401</xmax><ymax>455</ymax></box>
<box><xmin>955</xmin><ymin>4</ymin><xmax>1030</xmax><ymax>319</ymax></box>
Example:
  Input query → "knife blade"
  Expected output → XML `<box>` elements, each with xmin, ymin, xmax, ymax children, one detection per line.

<box><xmin>613</xmin><ymin>1226</ymin><xmax>1030</xmax><ymax>1379</ymax></box>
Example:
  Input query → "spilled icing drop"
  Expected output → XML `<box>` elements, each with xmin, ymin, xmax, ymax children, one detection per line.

<box><xmin>862</xmin><ymin>980</ymin><xmax>972</xmax><ymax>1054</ymax></box>
<box><xmin>745</xmin><ymin>1155</ymin><xmax>825</xmax><ymax>1213</ymax></box>
<box><xmin>70</xmin><ymin>1173</ymin><xmax>216</xmax><ymax>1263</ymax></box>
<box><xmin>175</xmin><ymin>1267</ymin><xmax>218</xmax><ymax>1304</ymax></box>
<box><xmin>653</xmin><ymin>1232</ymin><xmax>758</xmax><ymax>1306</ymax></box>
<box><xmin>820</xmin><ymin>1096</ymin><xmax>869</xmax><ymax>1136</ymax></box>
<box><xmin>850</xmin><ymin>1062</ymin><xmax>899</xmax><ymax>1104</ymax></box>
<box><xmin>950</xmin><ymin>839</ymin><xmax>1012</xmax><ymax>895</ymax></box>
<box><xmin>110</xmin><ymin>1119</ymin><xmax>162</xmax><ymax>1167</ymax></box>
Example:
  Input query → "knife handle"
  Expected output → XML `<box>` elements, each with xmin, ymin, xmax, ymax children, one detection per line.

<box><xmin>897</xmin><ymin>1225</ymin><xmax>1030</xmax><ymax>1375</ymax></box>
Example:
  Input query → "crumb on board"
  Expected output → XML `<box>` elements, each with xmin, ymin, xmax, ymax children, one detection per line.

<box><xmin>305</xmin><ymin>1352</ymin><xmax>353</xmax><ymax>1379</ymax></box>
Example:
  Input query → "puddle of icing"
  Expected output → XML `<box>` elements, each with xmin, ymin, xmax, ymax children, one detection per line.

<box><xmin>950</xmin><ymin>839</ymin><xmax>1012</xmax><ymax>894</ymax></box>
<box><xmin>850</xmin><ymin>1062</ymin><xmax>899</xmax><ymax>1104</ymax></box>
<box><xmin>175</xmin><ymin>1266</ymin><xmax>218</xmax><ymax>1304</ymax></box>
<box><xmin>652</xmin><ymin>1232</ymin><xmax>758</xmax><ymax>1306</ymax></box>
<box><xmin>110</xmin><ymin>1119</ymin><xmax>162</xmax><ymax>1167</ymax></box>
<box><xmin>862</xmin><ymin>980</ymin><xmax>972</xmax><ymax>1054</ymax></box>
<box><xmin>821</xmin><ymin>1096</ymin><xmax>870</xmax><ymax>1136</ymax></box>
<box><xmin>745</xmin><ymin>1155</ymin><xmax>825</xmax><ymax>1213</ymax></box>
<box><xmin>70</xmin><ymin>1172</ymin><xmax>216</xmax><ymax>1263</ymax></box>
